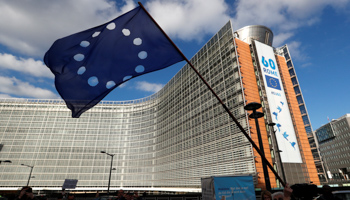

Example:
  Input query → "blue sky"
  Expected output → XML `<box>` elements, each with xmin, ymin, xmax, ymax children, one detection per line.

<box><xmin>0</xmin><ymin>0</ymin><xmax>349</xmax><ymax>130</ymax></box>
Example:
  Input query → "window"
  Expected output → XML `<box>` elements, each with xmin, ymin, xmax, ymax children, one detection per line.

<box><xmin>289</xmin><ymin>69</ymin><xmax>295</xmax><ymax>77</ymax></box>
<box><xmin>302</xmin><ymin>116</ymin><xmax>310</xmax><ymax>125</ymax></box>
<box><xmin>284</xmin><ymin>53</ymin><xmax>290</xmax><ymax>60</ymax></box>
<box><xmin>299</xmin><ymin>105</ymin><xmax>306</xmax><ymax>115</ymax></box>
<box><xmin>305</xmin><ymin>126</ymin><xmax>312</xmax><ymax>133</ymax></box>
<box><xmin>297</xmin><ymin>96</ymin><xmax>303</xmax><ymax>105</ymax></box>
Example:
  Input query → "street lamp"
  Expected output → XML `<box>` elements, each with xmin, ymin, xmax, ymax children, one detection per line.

<box><xmin>244</xmin><ymin>102</ymin><xmax>271</xmax><ymax>191</ymax></box>
<box><xmin>0</xmin><ymin>160</ymin><xmax>12</xmax><ymax>164</ymax></box>
<box><xmin>268</xmin><ymin>122</ymin><xmax>287</xmax><ymax>184</ymax></box>
<box><xmin>101</xmin><ymin>151</ymin><xmax>114</xmax><ymax>195</ymax></box>
<box><xmin>21</xmin><ymin>164</ymin><xmax>34</xmax><ymax>186</ymax></box>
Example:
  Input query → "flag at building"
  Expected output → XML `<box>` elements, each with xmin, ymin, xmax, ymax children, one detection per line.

<box><xmin>44</xmin><ymin>5</ymin><xmax>185</xmax><ymax>118</ymax></box>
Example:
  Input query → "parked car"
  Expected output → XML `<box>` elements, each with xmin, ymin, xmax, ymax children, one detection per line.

<box><xmin>333</xmin><ymin>190</ymin><xmax>350</xmax><ymax>200</ymax></box>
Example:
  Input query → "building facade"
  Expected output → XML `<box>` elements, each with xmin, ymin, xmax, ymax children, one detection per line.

<box><xmin>315</xmin><ymin>114</ymin><xmax>350</xmax><ymax>186</ymax></box>
<box><xmin>275</xmin><ymin>45</ymin><xmax>327</xmax><ymax>183</ymax></box>
<box><xmin>0</xmin><ymin>22</ymin><xmax>319</xmax><ymax>191</ymax></box>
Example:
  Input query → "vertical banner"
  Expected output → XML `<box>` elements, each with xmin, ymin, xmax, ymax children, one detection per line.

<box><xmin>254</xmin><ymin>40</ymin><xmax>302</xmax><ymax>163</ymax></box>
<box><xmin>201</xmin><ymin>176</ymin><xmax>256</xmax><ymax>200</ymax></box>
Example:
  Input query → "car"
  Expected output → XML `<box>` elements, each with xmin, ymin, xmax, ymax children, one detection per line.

<box><xmin>333</xmin><ymin>190</ymin><xmax>350</xmax><ymax>200</ymax></box>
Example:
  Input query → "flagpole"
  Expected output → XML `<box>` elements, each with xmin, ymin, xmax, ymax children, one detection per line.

<box><xmin>138</xmin><ymin>2</ymin><xmax>286</xmax><ymax>187</ymax></box>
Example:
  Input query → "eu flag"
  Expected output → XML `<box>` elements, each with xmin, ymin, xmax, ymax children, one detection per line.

<box><xmin>265</xmin><ymin>75</ymin><xmax>281</xmax><ymax>90</ymax></box>
<box><xmin>44</xmin><ymin>6</ymin><xmax>185</xmax><ymax>118</ymax></box>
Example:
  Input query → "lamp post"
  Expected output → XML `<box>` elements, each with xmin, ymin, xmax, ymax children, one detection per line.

<box><xmin>101</xmin><ymin>151</ymin><xmax>114</xmax><ymax>195</ymax></box>
<box><xmin>0</xmin><ymin>160</ymin><xmax>12</xmax><ymax>164</ymax></box>
<box><xmin>21</xmin><ymin>164</ymin><xmax>34</xmax><ymax>186</ymax></box>
<box><xmin>268</xmin><ymin>122</ymin><xmax>287</xmax><ymax>184</ymax></box>
<box><xmin>244</xmin><ymin>102</ymin><xmax>271</xmax><ymax>191</ymax></box>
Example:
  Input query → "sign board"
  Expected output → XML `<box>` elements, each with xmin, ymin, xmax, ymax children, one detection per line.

<box><xmin>201</xmin><ymin>176</ymin><xmax>256</xmax><ymax>200</ymax></box>
<box><xmin>201</xmin><ymin>177</ymin><xmax>215</xmax><ymax>200</ymax></box>
<box><xmin>254</xmin><ymin>40</ymin><xmax>302</xmax><ymax>163</ymax></box>
<box><xmin>62</xmin><ymin>179</ymin><xmax>78</xmax><ymax>189</ymax></box>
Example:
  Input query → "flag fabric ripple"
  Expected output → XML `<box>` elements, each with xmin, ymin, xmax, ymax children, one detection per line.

<box><xmin>44</xmin><ymin>6</ymin><xmax>184</xmax><ymax>118</ymax></box>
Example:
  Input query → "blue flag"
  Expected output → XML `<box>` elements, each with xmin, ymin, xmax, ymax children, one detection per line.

<box><xmin>44</xmin><ymin>6</ymin><xmax>184</xmax><ymax>118</ymax></box>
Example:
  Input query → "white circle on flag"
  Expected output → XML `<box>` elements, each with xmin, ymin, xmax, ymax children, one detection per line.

<box><xmin>80</xmin><ymin>41</ymin><xmax>90</xmax><ymax>47</ymax></box>
<box><xmin>106</xmin><ymin>81</ymin><xmax>116</xmax><ymax>89</ymax></box>
<box><xmin>133</xmin><ymin>38</ymin><xmax>142</xmax><ymax>45</ymax></box>
<box><xmin>77</xmin><ymin>66</ymin><xmax>86</xmax><ymax>75</ymax></box>
<box><xmin>74</xmin><ymin>54</ymin><xmax>84</xmax><ymax>61</ymax></box>
<box><xmin>88</xmin><ymin>76</ymin><xmax>99</xmax><ymax>87</ymax></box>
<box><xmin>92</xmin><ymin>32</ymin><xmax>100</xmax><ymax>37</ymax></box>
<box><xmin>107</xmin><ymin>23</ymin><xmax>116</xmax><ymax>30</ymax></box>
<box><xmin>138</xmin><ymin>51</ymin><xmax>147</xmax><ymax>59</ymax></box>
<box><xmin>135</xmin><ymin>65</ymin><xmax>145</xmax><ymax>73</ymax></box>
<box><xmin>122</xmin><ymin>29</ymin><xmax>130</xmax><ymax>36</ymax></box>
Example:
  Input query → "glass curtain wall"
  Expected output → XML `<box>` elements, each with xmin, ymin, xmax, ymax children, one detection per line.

<box><xmin>0</xmin><ymin>21</ymin><xmax>256</xmax><ymax>189</ymax></box>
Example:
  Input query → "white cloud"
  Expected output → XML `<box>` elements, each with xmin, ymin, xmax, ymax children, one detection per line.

<box><xmin>135</xmin><ymin>81</ymin><xmax>164</xmax><ymax>93</ymax></box>
<box><xmin>0</xmin><ymin>53</ymin><xmax>53</xmax><ymax>78</ymax></box>
<box><xmin>1</xmin><ymin>0</ymin><xmax>350</xmax><ymax>100</ymax></box>
<box><xmin>1</xmin><ymin>0</ymin><xmax>349</xmax><ymax>58</ymax></box>
<box><xmin>0</xmin><ymin>0</ymin><xmax>231</xmax><ymax>56</ymax></box>
<box><xmin>0</xmin><ymin>0</ymin><xmax>131</xmax><ymax>57</ymax></box>
<box><xmin>300</xmin><ymin>62</ymin><xmax>312</xmax><ymax>68</ymax></box>
<box><xmin>285</xmin><ymin>41</ymin><xmax>309</xmax><ymax>61</ymax></box>
<box><xmin>0</xmin><ymin>76</ymin><xmax>58</xmax><ymax>99</ymax></box>
<box><xmin>146</xmin><ymin>0</ymin><xmax>230</xmax><ymax>41</ymax></box>
<box><xmin>273</xmin><ymin>32</ymin><xmax>294</xmax><ymax>47</ymax></box>
<box><xmin>230</xmin><ymin>0</ymin><xmax>350</xmax><ymax>45</ymax></box>
<box><xmin>0</xmin><ymin>93</ymin><xmax>14</xmax><ymax>99</ymax></box>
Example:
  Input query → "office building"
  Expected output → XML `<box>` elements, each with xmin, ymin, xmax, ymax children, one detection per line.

<box><xmin>275</xmin><ymin>45</ymin><xmax>326</xmax><ymax>183</ymax></box>
<box><xmin>315</xmin><ymin>114</ymin><xmax>350</xmax><ymax>186</ymax></box>
<box><xmin>0</xmin><ymin>21</ymin><xmax>319</xmax><ymax>192</ymax></box>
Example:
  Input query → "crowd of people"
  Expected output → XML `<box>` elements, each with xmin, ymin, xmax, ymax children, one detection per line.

<box><xmin>10</xmin><ymin>184</ymin><xmax>344</xmax><ymax>200</ymax></box>
<box><xmin>260</xmin><ymin>183</ymin><xmax>342</xmax><ymax>200</ymax></box>
<box><xmin>14</xmin><ymin>187</ymin><xmax>144</xmax><ymax>200</ymax></box>
<box><xmin>260</xmin><ymin>184</ymin><xmax>292</xmax><ymax>200</ymax></box>
<box><xmin>17</xmin><ymin>186</ymin><xmax>36</xmax><ymax>200</ymax></box>
<box><xmin>98</xmin><ymin>189</ymin><xmax>144</xmax><ymax>200</ymax></box>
